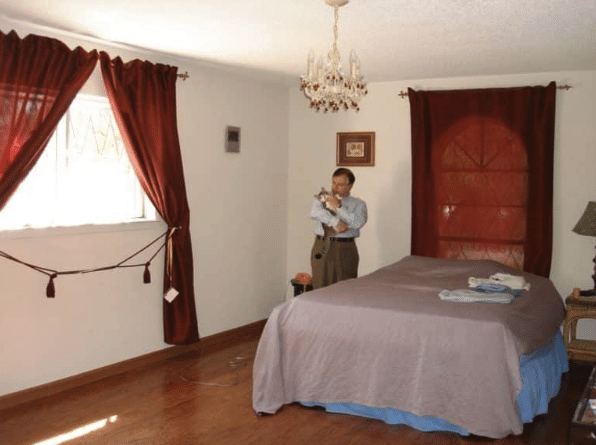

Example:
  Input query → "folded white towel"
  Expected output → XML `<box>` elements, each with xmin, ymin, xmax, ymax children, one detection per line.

<box><xmin>468</xmin><ymin>273</ymin><xmax>530</xmax><ymax>291</ymax></box>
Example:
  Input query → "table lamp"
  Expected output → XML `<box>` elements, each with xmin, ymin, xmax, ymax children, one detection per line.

<box><xmin>572</xmin><ymin>201</ymin><xmax>596</xmax><ymax>296</ymax></box>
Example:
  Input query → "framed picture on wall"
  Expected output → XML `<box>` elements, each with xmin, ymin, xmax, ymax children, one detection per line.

<box><xmin>336</xmin><ymin>132</ymin><xmax>375</xmax><ymax>166</ymax></box>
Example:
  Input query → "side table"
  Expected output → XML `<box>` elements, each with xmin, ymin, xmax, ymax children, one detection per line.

<box><xmin>564</xmin><ymin>288</ymin><xmax>596</xmax><ymax>363</ymax></box>
<box><xmin>290</xmin><ymin>279</ymin><xmax>312</xmax><ymax>297</ymax></box>
<box><xmin>570</xmin><ymin>366</ymin><xmax>596</xmax><ymax>444</ymax></box>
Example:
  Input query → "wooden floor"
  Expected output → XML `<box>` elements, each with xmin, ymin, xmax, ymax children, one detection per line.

<box><xmin>0</xmin><ymin>338</ymin><xmax>592</xmax><ymax>445</ymax></box>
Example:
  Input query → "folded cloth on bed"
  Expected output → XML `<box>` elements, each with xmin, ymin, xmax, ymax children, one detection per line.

<box><xmin>469</xmin><ymin>273</ymin><xmax>530</xmax><ymax>290</ymax></box>
<box><xmin>440</xmin><ymin>283</ymin><xmax>524</xmax><ymax>304</ymax></box>
<box><xmin>439</xmin><ymin>289</ymin><xmax>515</xmax><ymax>304</ymax></box>
<box><xmin>474</xmin><ymin>283</ymin><xmax>524</xmax><ymax>296</ymax></box>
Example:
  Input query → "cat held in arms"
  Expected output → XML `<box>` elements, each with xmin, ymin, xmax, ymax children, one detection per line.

<box><xmin>315</xmin><ymin>187</ymin><xmax>340</xmax><ymax>215</ymax></box>
<box><xmin>314</xmin><ymin>187</ymin><xmax>342</xmax><ymax>259</ymax></box>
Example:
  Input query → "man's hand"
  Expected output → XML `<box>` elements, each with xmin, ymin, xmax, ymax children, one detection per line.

<box><xmin>335</xmin><ymin>220</ymin><xmax>349</xmax><ymax>233</ymax></box>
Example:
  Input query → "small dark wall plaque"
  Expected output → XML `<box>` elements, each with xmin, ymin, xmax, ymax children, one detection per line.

<box><xmin>225</xmin><ymin>126</ymin><xmax>241</xmax><ymax>153</ymax></box>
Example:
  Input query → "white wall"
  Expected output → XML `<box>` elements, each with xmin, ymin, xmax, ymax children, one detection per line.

<box><xmin>287</xmin><ymin>71</ymin><xmax>596</xmax><ymax>312</ymax></box>
<box><xmin>178</xmin><ymin>64</ymin><xmax>289</xmax><ymax>336</ymax></box>
<box><xmin>0</xmin><ymin>20</ymin><xmax>289</xmax><ymax>396</ymax></box>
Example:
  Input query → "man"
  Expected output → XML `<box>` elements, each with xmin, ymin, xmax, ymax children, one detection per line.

<box><xmin>310</xmin><ymin>168</ymin><xmax>367</xmax><ymax>289</ymax></box>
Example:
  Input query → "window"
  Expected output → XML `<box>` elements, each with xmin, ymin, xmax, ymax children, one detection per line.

<box><xmin>434</xmin><ymin>117</ymin><xmax>527</xmax><ymax>270</ymax></box>
<box><xmin>0</xmin><ymin>94</ymin><xmax>157</xmax><ymax>230</ymax></box>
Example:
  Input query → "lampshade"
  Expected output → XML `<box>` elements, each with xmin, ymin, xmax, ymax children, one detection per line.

<box><xmin>572</xmin><ymin>201</ymin><xmax>596</xmax><ymax>237</ymax></box>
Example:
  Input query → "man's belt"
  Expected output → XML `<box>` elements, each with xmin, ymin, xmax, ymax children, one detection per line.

<box><xmin>316</xmin><ymin>235</ymin><xmax>355</xmax><ymax>243</ymax></box>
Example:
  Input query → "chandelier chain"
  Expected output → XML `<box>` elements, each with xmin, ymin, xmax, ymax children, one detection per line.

<box><xmin>331</xmin><ymin>7</ymin><xmax>339</xmax><ymax>59</ymax></box>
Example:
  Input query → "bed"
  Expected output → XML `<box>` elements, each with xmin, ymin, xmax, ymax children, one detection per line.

<box><xmin>252</xmin><ymin>255</ymin><xmax>567</xmax><ymax>439</ymax></box>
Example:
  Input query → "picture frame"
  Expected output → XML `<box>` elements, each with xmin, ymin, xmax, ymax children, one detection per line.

<box><xmin>336</xmin><ymin>132</ymin><xmax>375</xmax><ymax>167</ymax></box>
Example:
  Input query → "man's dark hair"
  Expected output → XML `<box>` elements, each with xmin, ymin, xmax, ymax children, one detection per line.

<box><xmin>333</xmin><ymin>167</ymin><xmax>355</xmax><ymax>185</ymax></box>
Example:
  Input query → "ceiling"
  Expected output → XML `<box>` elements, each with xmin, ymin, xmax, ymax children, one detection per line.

<box><xmin>1</xmin><ymin>0</ymin><xmax>595</xmax><ymax>87</ymax></box>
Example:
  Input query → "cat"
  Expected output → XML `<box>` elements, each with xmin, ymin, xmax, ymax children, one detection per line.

<box><xmin>315</xmin><ymin>187</ymin><xmax>341</xmax><ymax>216</ymax></box>
<box><xmin>313</xmin><ymin>187</ymin><xmax>342</xmax><ymax>259</ymax></box>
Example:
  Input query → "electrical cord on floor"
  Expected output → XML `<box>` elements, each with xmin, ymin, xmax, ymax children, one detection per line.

<box><xmin>179</xmin><ymin>355</ymin><xmax>251</xmax><ymax>387</ymax></box>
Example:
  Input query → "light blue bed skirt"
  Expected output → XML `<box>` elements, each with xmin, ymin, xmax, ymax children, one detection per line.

<box><xmin>301</xmin><ymin>331</ymin><xmax>568</xmax><ymax>435</ymax></box>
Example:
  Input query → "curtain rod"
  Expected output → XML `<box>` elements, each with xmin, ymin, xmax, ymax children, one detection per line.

<box><xmin>2</xmin><ymin>15</ymin><xmax>192</xmax><ymax>81</ymax></box>
<box><xmin>398</xmin><ymin>84</ymin><xmax>572</xmax><ymax>98</ymax></box>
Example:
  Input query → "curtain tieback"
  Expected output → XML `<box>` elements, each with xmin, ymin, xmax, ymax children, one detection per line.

<box><xmin>166</xmin><ymin>227</ymin><xmax>178</xmax><ymax>288</ymax></box>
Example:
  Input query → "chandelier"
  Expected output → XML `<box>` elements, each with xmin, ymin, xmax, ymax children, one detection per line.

<box><xmin>300</xmin><ymin>0</ymin><xmax>368</xmax><ymax>112</ymax></box>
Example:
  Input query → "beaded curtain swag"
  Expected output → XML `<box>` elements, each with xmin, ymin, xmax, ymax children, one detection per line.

<box><xmin>409</xmin><ymin>82</ymin><xmax>556</xmax><ymax>278</ymax></box>
<box><xmin>0</xmin><ymin>30</ymin><xmax>199</xmax><ymax>345</ymax></box>
<box><xmin>0</xmin><ymin>228</ymin><xmax>176</xmax><ymax>297</ymax></box>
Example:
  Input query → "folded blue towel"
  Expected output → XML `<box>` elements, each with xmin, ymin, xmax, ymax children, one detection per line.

<box><xmin>474</xmin><ymin>283</ymin><xmax>523</xmax><ymax>297</ymax></box>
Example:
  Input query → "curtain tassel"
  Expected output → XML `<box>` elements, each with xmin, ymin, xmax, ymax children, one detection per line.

<box><xmin>46</xmin><ymin>273</ymin><xmax>58</xmax><ymax>298</ymax></box>
<box><xmin>143</xmin><ymin>263</ymin><xmax>151</xmax><ymax>284</ymax></box>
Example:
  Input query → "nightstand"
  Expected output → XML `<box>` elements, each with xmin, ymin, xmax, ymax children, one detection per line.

<box><xmin>290</xmin><ymin>279</ymin><xmax>312</xmax><ymax>297</ymax></box>
<box><xmin>569</xmin><ymin>366</ymin><xmax>596</xmax><ymax>444</ymax></box>
<box><xmin>564</xmin><ymin>288</ymin><xmax>596</xmax><ymax>363</ymax></box>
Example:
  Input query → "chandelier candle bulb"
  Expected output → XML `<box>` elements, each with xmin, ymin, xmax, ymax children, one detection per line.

<box><xmin>349</xmin><ymin>50</ymin><xmax>357</xmax><ymax>77</ymax></box>
<box><xmin>307</xmin><ymin>51</ymin><xmax>315</xmax><ymax>78</ymax></box>
<box><xmin>352</xmin><ymin>51</ymin><xmax>361</xmax><ymax>77</ymax></box>
<box><xmin>317</xmin><ymin>57</ymin><xmax>324</xmax><ymax>78</ymax></box>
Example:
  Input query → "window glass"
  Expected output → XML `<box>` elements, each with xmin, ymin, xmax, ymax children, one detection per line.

<box><xmin>0</xmin><ymin>95</ymin><xmax>157</xmax><ymax>230</ymax></box>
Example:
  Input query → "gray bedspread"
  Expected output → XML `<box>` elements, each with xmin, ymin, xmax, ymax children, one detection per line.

<box><xmin>252</xmin><ymin>256</ymin><xmax>566</xmax><ymax>438</ymax></box>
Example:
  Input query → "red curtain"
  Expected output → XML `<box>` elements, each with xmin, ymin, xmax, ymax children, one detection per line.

<box><xmin>409</xmin><ymin>82</ymin><xmax>556</xmax><ymax>277</ymax></box>
<box><xmin>0</xmin><ymin>30</ymin><xmax>98</xmax><ymax>209</ymax></box>
<box><xmin>99</xmin><ymin>53</ymin><xmax>199</xmax><ymax>345</ymax></box>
